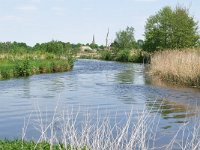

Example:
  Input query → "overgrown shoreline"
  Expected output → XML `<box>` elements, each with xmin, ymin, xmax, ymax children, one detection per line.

<box><xmin>150</xmin><ymin>49</ymin><xmax>200</xmax><ymax>88</ymax></box>
<box><xmin>77</xmin><ymin>49</ymin><xmax>150</xmax><ymax>64</ymax></box>
<box><xmin>0</xmin><ymin>41</ymin><xmax>75</xmax><ymax>80</ymax></box>
<box><xmin>0</xmin><ymin>52</ymin><xmax>74</xmax><ymax>80</ymax></box>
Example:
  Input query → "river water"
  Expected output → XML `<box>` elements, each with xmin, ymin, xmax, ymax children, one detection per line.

<box><xmin>0</xmin><ymin>59</ymin><xmax>200</xmax><ymax>147</ymax></box>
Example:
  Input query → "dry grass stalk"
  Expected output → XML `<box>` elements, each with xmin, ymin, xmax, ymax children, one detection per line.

<box><xmin>150</xmin><ymin>49</ymin><xmax>200</xmax><ymax>87</ymax></box>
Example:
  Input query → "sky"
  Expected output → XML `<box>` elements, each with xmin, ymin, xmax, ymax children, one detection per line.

<box><xmin>0</xmin><ymin>0</ymin><xmax>200</xmax><ymax>46</ymax></box>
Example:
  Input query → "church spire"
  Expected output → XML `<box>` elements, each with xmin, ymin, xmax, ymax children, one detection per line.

<box><xmin>92</xmin><ymin>34</ymin><xmax>95</xmax><ymax>44</ymax></box>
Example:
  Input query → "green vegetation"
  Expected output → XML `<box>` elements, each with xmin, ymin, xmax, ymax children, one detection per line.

<box><xmin>112</xmin><ymin>26</ymin><xmax>137</xmax><ymax>50</ymax></box>
<box><xmin>0</xmin><ymin>5</ymin><xmax>200</xmax><ymax>84</ymax></box>
<box><xmin>141</xmin><ymin>5</ymin><xmax>200</xmax><ymax>87</ymax></box>
<box><xmin>0</xmin><ymin>41</ymin><xmax>76</xmax><ymax>80</ymax></box>
<box><xmin>0</xmin><ymin>140</ymin><xmax>88</xmax><ymax>150</ymax></box>
<box><xmin>143</xmin><ymin>6</ymin><xmax>199</xmax><ymax>52</ymax></box>
<box><xmin>97</xmin><ymin>26</ymin><xmax>148</xmax><ymax>63</ymax></box>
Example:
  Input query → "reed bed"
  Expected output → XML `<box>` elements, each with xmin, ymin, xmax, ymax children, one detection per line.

<box><xmin>21</xmin><ymin>107</ymin><xmax>159</xmax><ymax>150</ymax></box>
<box><xmin>150</xmin><ymin>49</ymin><xmax>200</xmax><ymax>87</ymax></box>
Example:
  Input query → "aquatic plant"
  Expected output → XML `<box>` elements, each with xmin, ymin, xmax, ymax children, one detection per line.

<box><xmin>150</xmin><ymin>49</ymin><xmax>200</xmax><ymax>87</ymax></box>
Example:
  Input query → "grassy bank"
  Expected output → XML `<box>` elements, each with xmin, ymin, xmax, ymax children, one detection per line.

<box><xmin>100</xmin><ymin>49</ymin><xmax>149</xmax><ymax>63</ymax></box>
<box><xmin>77</xmin><ymin>49</ymin><xmax>150</xmax><ymax>63</ymax></box>
<box><xmin>0</xmin><ymin>140</ymin><xmax>88</xmax><ymax>150</ymax></box>
<box><xmin>0</xmin><ymin>140</ymin><xmax>61</xmax><ymax>150</ymax></box>
<box><xmin>150</xmin><ymin>49</ymin><xmax>200</xmax><ymax>87</ymax></box>
<box><xmin>0</xmin><ymin>51</ymin><xmax>74</xmax><ymax>80</ymax></box>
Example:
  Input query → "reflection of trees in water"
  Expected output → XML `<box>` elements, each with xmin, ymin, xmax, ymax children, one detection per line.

<box><xmin>115</xmin><ymin>64</ymin><xmax>146</xmax><ymax>85</ymax></box>
<box><xmin>116</xmin><ymin>69</ymin><xmax>135</xmax><ymax>84</ymax></box>
<box><xmin>146</xmin><ymin>99</ymin><xmax>195</xmax><ymax>123</ymax></box>
<box><xmin>48</xmin><ymin>78</ymin><xmax>65</xmax><ymax>93</ymax></box>
<box><xmin>113</xmin><ymin>65</ymin><xmax>148</xmax><ymax>104</ymax></box>
<box><xmin>22</xmin><ymin>79</ymin><xmax>31</xmax><ymax>98</ymax></box>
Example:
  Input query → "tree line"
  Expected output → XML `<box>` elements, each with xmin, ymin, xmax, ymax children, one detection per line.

<box><xmin>0</xmin><ymin>5</ymin><xmax>199</xmax><ymax>55</ymax></box>
<box><xmin>111</xmin><ymin>5</ymin><xmax>200</xmax><ymax>52</ymax></box>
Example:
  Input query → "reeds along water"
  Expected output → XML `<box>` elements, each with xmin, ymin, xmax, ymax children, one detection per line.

<box><xmin>150</xmin><ymin>49</ymin><xmax>200</xmax><ymax>87</ymax></box>
<box><xmin>19</xmin><ymin>103</ymin><xmax>200</xmax><ymax>150</ymax></box>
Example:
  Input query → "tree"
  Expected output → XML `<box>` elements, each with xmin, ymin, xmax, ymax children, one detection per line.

<box><xmin>89</xmin><ymin>43</ymin><xmax>98</xmax><ymax>49</ymax></box>
<box><xmin>46</xmin><ymin>41</ymin><xmax>64</xmax><ymax>54</ymax></box>
<box><xmin>136</xmin><ymin>39</ymin><xmax>144</xmax><ymax>49</ymax></box>
<box><xmin>143</xmin><ymin>6</ymin><xmax>199</xmax><ymax>52</ymax></box>
<box><xmin>113</xmin><ymin>26</ymin><xmax>137</xmax><ymax>50</ymax></box>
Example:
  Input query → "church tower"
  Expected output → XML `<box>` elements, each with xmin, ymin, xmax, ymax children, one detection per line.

<box><xmin>92</xmin><ymin>34</ymin><xmax>95</xmax><ymax>44</ymax></box>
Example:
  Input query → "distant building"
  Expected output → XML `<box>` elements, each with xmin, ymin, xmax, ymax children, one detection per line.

<box><xmin>92</xmin><ymin>35</ymin><xmax>95</xmax><ymax>45</ymax></box>
<box><xmin>80</xmin><ymin>46</ymin><xmax>92</xmax><ymax>52</ymax></box>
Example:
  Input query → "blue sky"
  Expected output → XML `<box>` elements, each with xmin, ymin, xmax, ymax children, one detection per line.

<box><xmin>0</xmin><ymin>0</ymin><xmax>199</xmax><ymax>46</ymax></box>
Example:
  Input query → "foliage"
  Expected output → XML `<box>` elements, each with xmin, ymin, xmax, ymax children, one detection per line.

<box><xmin>33</xmin><ymin>41</ymin><xmax>82</xmax><ymax>55</ymax></box>
<box><xmin>0</xmin><ymin>42</ymin><xmax>31</xmax><ymax>53</ymax></box>
<box><xmin>143</xmin><ymin>6</ymin><xmax>200</xmax><ymax>52</ymax></box>
<box><xmin>89</xmin><ymin>43</ymin><xmax>98</xmax><ymax>49</ymax></box>
<box><xmin>115</xmin><ymin>50</ymin><xmax>131</xmax><ymax>62</ymax></box>
<box><xmin>0</xmin><ymin>140</ymin><xmax>88</xmax><ymax>150</ymax></box>
<box><xmin>136</xmin><ymin>39</ymin><xmax>144</xmax><ymax>49</ymax></box>
<box><xmin>99</xmin><ymin>50</ymin><xmax>113</xmax><ymax>61</ymax></box>
<box><xmin>100</xmin><ymin>27</ymin><xmax>147</xmax><ymax>63</ymax></box>
<box><xmin>0</xmin><ymin>52</ymin><xmax>74</xmax><ymax>80</ymax></box>
<box><xmin>112</xmin><ymin>26</ymin><xmax>137</xmax><ymax>50</ymax></box>
<box><xmin>14</xmin><ymin>59</ymin><xmax>32</xmax><ymax>77</ymax></box>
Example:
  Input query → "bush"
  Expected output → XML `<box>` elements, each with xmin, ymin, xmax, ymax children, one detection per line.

<box><xmin>115</xmin><ymin>50</ymin><xmax>131</xmax><ymax>62</ymax></box>
<box><xmin>14</xmin><ymin>60</ymin><xmax>32</xmax><ymax>77</ymax></box>
<box><xmin>100</xmin><ymin>50</ymin><xmax>113</xmax><ymax>61</ymax></box>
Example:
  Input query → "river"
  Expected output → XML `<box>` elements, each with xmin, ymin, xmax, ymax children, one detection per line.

<box><xmin>0</xmin><ymin>59</ymin><xmax>200</xmax><ymax>148</ymax></box>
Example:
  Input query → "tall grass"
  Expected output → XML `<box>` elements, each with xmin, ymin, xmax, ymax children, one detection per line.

<box><xmin>16</xmin><ymin>102</ymin><xmax>200</xmax><ymax>150</ymax></box>
<box><xmin>0</xmin><ymin>102</ymin><xmax>200</xmax><ymax>149</ymax></box>
<box><xmin>0</xmin><ymin>51</ymin><xmax>74</xmax><ymax>80</ymax></box>
<box><xmin>150</xmin><ymin>49</ymin><xmax>200</xmax><ymax>87</ymax></box>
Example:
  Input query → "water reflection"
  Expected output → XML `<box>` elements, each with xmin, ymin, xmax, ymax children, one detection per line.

<box><xmin>116</xmin><ymin>69</ymin><xmax>135</xmax><ymax>84</ymax></box>
<box><xmin>22</xmin><ymin>79</ymin><xmax>31</xmax><ymax>98</ymax></box>
<box><xmin>115</xmin><ymin>64</ymin><xmax>145</xmax><ymax>85</ymax></box>
<box><xmin>0</xmin><ymin>59</ymin><xmax>200</xmax><ymax>143</ymax></box>
<box><xmin>146</xmin><ymin>99</ymin><xmax>195</xmax><ymax>123</ymax></box>
<box><xmin>150</xmin><ymin>76</ymin><xmax>200</xmax><ymax>93</ymax></box>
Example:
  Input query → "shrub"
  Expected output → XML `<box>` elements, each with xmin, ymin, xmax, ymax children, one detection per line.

<box><xmin>14</xmin><ymin>60</ymin><xmax>32</xmax><ymax>77</ymax></box>
<box><xmin>100</xmin><ymin>50</ymin><xmax>113</xmax><ymax>61</ymax></box>
<box><xmin>115</xmin><ymin>50</ymin><xmax>131</xmax><ymax>62</ymax></box>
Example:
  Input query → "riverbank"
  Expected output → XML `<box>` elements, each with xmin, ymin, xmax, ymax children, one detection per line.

<box><xmin>0</xmin><ymin>51</ymin><xmax>74</xmax><ymax>80</ymax></box>
<box><xmin>0</xmin><ymin>140</ymin><xmax>62</xmax><ymax>150</ymax></box>
<box><xmin>77</xmin><ymin>48</ymin><xmax>200</xmax><ymax>88</ymax></box>
<box><xmin>77</xmin><ymin>49</ymin><xmax>150</xmax><ymax>63</ymax></box>
<box><xmin>150</xmin><ymin>49</ymin><xmax>200</xmax><ymax>88</ymax></box>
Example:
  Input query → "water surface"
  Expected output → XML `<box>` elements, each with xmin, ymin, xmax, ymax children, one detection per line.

<box><xmin>0</xmin><ymin>59</ymin><xmax>200</xmax><ymax>146</ymax></box>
